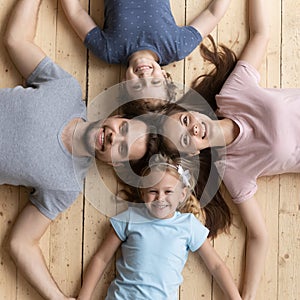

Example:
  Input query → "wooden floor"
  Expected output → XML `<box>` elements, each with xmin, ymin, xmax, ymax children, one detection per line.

<box><xmin>0</xmin><ymin>0</ymin><xmax>299</xmax><ymax>299</ymax></box>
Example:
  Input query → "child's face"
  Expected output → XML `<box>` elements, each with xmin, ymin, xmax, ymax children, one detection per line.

<box><xmin>141</xmin><ymin>170</ymin><xmax>187</xmax><ymax>219</ymax></box>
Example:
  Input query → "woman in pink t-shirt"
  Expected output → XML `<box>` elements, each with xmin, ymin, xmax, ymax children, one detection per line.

<box><xmin>160</xmin><ymin>0</ymin><xmax>300</xmax><ymax>299</ymax></box>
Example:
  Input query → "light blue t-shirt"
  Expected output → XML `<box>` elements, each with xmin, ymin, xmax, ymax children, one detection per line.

<box><xmin>84</xmin><ymin>0</ymin><xmax>202</xmax><ymax>65</ymax></box>
<box><xmin>107</xmin><ymin>206</ymin><xmax>209</xmax><ymax>300</ymax></box>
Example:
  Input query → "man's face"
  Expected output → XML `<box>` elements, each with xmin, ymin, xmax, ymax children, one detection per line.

<box><xmin>87</xmin><ymin>116</ymin><xmax>149</xmax><ymax>164</ymax></box>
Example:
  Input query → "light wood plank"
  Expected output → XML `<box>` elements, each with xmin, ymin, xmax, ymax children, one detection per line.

<box><xmin>1</xmin><ymin>0</ymin><xmax>300</xmax><ymax>299</ymax></box>
<box><xmin>279</xmin><ymin>0</ymin><xmax>300</xmax><ymax>298</ymax></box>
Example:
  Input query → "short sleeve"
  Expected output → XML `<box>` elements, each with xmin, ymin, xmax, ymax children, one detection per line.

<box><xmin>188</xmin><ymin>214</ymin><xmax>209</xmax><ymax>252</ymax></box>
<box><xmin>29</xmin><ymin>188</ymin><xmax>80</xmax><ymax>220</ymax></box>
<box><xmin>174</xmin><ymin>26</ymin><xmax>202</xmax><ymax>61</ymax></box>
<box><xmin>218</xmin><ymin>60</ymin><xmax>261</xmax><ymax>97</ymax></box>
<box><xmin>26</xmin><ymin>57</ymin><xmax>73</xmax><ymax>87</ymax></box>
<box><xmin>110</xmin><ymin>210</ymin><xmax>130</xmax><ymax>241</ymax></box>
<box><xmin>220</xmin><ymin>167</ymin><xmax>258</xmax><ymax>204</ymax></box>
<box><xmin>84</xmin><ymin>27</ymin><xmax>109</xmax><ymax>62</ymax></box>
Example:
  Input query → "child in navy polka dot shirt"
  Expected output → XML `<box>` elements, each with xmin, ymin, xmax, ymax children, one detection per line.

<box><xmin>60</xmin><ymin>0</ymin><xmax>231</xmax><ymax>84</ymax></box>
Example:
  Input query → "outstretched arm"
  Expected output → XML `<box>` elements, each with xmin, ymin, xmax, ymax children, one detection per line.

<box><xmin>189</xmin><ymin>0</ymin><xmax>231</xmax><ymax>39</ymax></box>
<box><xmin>239</xmin><ymin>0</ymin><xmax>270</xmax><ymax>70</ymax></box>
<box><xmin>3</xmin><ymin>0</ymin><xmax>46</xmax><ymax>80</ymax></box>
<box><xmin>9</xmin><ymin>203</ymin><xmax>75</xmax><ymax>300</ymax></box>
<box><xmin>198</xmin><ymin>240</ymin><xmax>242</xmax><ymax>300</ymax></box>
<box><xmin>77</xmin><ymin>226</ymin><xmax>122</xmax><ymax>300</ymax></box>
<box><xmin>237</xmin><ymin>197</ymin><xmax>269</xmax><ymax>300</ymax></box>
<box><xmin>60</xmin><ymin>0</ymin><xmax>97</xmax><ymax>42</ymax></box>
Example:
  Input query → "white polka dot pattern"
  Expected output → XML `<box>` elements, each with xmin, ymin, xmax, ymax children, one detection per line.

<box><xmin>84</xmin><ymin>0</ymin><xmax>202</xmax><ymax>65</ymax></box>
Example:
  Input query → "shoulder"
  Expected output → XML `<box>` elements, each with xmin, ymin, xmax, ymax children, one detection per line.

<box><xmin>223</xmin><ymin>60</ymin><xmax>261</xmax><ymax>90</ymax></box>
<box><xmin>26</xmin><ymin>57</ymin><xmax>79</xmax><ymax>89</ymax></box>
<box><xmin>29</xmin><ymin>188</ymin><xmax>80</xmax><ymax>221</ymax></box>
<box><xmin>178</xmin><ymin>213</ymin><xmax>209</xmax><ymax>252</ymax></box>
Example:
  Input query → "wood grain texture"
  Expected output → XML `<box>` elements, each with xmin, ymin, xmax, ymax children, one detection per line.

<box><xmin>0</xmin><ymin>0</ymin><xmax>299</xmax><ymax>299</ymax></box>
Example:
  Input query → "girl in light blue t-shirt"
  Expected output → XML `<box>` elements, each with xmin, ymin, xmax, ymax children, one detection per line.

<box><xmin>76</xmin><ymin>154</ymin><xmax>241</xmax><ymax>300</ymax></box>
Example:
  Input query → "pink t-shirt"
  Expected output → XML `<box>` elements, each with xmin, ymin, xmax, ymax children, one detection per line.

<box><xmin>215</xmin><ymin>60</ymin><xmax>300</xmax><ymax>203</ymax></box>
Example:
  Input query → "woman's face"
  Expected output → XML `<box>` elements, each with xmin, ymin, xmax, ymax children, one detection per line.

<box><xmin>162</xmin><ymin>111</ymin><xmax>213</xmax><ymax>155</ymax></box>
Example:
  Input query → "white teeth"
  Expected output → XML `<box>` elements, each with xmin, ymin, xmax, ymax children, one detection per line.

<box><xmin>154</xmin><ymin>204</ymin><xmax>167</xmax><ymax>208</ymax></box>
<box><xmin>201</xmin><ymin>122</ymin><xmax>206</xmax><ymax>139</ymax></box>
<box><xmin>100</xmin><ymin>131</ymin><xmax>105</xmax><ymax>150</ymax></box>
<box><xmin>135</xmin><ymin>65</ymin><xmax>152</xmax><ymax>72</ymax></box>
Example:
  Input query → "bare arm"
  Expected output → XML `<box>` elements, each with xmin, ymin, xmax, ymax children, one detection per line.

<box><xmin>3</xmin><ymin>0</ymin><xmax>46</xmax><ymax>80</ymax></box>
<box><xmin>8</xmin><ymin>203</ymin><xmax>75</xmax><ymax>300</ymax></box>
<box><xmin>237</xmin><ymin>197</ymin><xmax>269</xmax><ymax>300</ymax></box>
<box><xmin>60</xmin><ymin>0</ymin><xmax>97</xmax><ymax>41</ymax></box>
<box><xmin>77</xmin><ymin>226</ymin><xmax>122</xmax><ymax>300</ymax></box>
<box><xmin>189</xmin><ymin>0</ymin><xmax>231</xmax><ymax>38</ymax></box>
<box><xmin>198</xmin><ymin>239</ymin><xmax>242</xmax><ymax>300</ymax></box>
<box><xmin>239</xmin><ymin>0</ymin><xmax>270</xmax><ymax>70</ymax></box>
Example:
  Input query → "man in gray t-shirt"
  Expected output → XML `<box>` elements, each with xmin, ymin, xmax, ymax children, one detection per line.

<box><xmin>2</xmin><ymin>1</ymin><xmax>154</xmax><ymax>299</ymax></box>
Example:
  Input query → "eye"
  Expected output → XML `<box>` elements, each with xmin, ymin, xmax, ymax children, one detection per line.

<box><xmin>118</xmin><ymin>142</ymin><xmax>128</xmax><ymax>158</ymax></box>
<box><xmin>182</xmin><ymin>115</ymin><xmax>188</xmax><ymax>126</ymax></box>
<box><xmin>165</xmin><ymin>190</ymin><xmax>174</xmax><ymax>194</ymax></box>
<box><xmin>120</xmin><ymin>122</ymin><xmax>128</xmax><ymax>136</ymax></box>
<box><xmin>182</xmin><ymin>134</ymin><xmax>190</xmax><ymax>147</ymax></box>
<box><xmin>131</xmin><ymin>83</ymin><xmax>142</xmax><ymax>91</ymax></box>
<box><xmin>151</xmin><ymin>78</ymin><xmax>162</xmax><ymax>86</ymax></box>
<box><xmin>148</xmin><ymin>190</ymin><xmax>158</xmax><ymax>195</ymax></box>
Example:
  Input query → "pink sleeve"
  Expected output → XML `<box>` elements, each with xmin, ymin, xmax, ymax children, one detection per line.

<box><xmin>218</xmin><ymin>60</ymin><xmax>261</xmax><ymax>97</ymax></box>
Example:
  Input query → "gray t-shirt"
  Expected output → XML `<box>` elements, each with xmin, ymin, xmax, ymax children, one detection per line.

<box><xmin>0</xmin><ymin>57</ymin><xmax>91</xmax><ymax>219</ymax></box>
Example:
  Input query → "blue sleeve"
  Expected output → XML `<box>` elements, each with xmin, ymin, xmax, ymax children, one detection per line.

<box><xmin>188</xmin><ymin>214</ymin><xmax>209</xmax><ymax>252</ymax></box>
<box><xmin>175</xmin><ymin>26</ymin><xmax>202</xmax><ymax>61</ymax></box>
<box><xmin>84</xmin><ymin>27</ymin><xmax>109</xmax><ymax>63</ymax></box>
<box><xmin>110</xmin><ymin>210</ymin><xmax>130</xmax><ymax>241</ymax></box>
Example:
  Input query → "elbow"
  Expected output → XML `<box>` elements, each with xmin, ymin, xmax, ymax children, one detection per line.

<box><xmin>259</xmin><ymin>33</ymin><xmax>270</xmax><ymax>46</ymax></box>
<box><xmin>3</xmin><ymin>31</ymin><xmax>19</xmax><ymax>54</ymax></box>
<box><xmin>8</xmin><ymin>231</ymin><xmax>34</xmax><ymax>263</ymax></box>
<box><xmin>251</xmin><ymin>31</ymin><xmax>270</xmax><ymax>47</ymax></box>
<box><xmin>247</xmin><ymin>226</ymin><xmax>269</xmax><ymax>250</ymax></box>
<box><xmin>8</xmin><ymin>231</ymin><xmax>25</xmax><ymax>263</ymax></box>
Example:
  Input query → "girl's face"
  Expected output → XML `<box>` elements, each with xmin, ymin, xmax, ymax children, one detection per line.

<box><xmin>162</xmin><ymin>111</ymin><xmax>213</xmax><ymax>155</ymax></box>
<box><xmin>125</xmin><ymin>57</ymin><xmax>167</xmax><ymax>81</ymax></box>
<box><xmin>125</xmin><ymin>57</ymin><xmax>168</xmax><ymax>100</ymax></box>
<box><xmin>141</xmin><ymin>170</ymin><xmax>187</xmax><ymax>219</ymax></box>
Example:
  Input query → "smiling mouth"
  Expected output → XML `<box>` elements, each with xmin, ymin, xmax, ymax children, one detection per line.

<box><xmin>135</xmin><ymin>65</ymin><xmax>152</xmax><ymax>73</ymax></box>
<box><xmin>98</xmin><ymin>128</ymin><xmax>105</xmax><ymax>151</ymax></box>
<box><xmin>152</xmin><ymin>203</ymin><xmax>168</xmax><ymax>209</ymax></box>
<box><xmin>201</xmin><ymin>122</ymin><xmax>207</xmax><ymax>139</ymax></box>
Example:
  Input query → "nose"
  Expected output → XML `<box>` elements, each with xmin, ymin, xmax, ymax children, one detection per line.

<box><xmin>156</xmin><ymin>191</ymin><xmax>165</xmax><ymax>201</ymax></box>
<box><xmin>111</xmin><ymin>132</ymin><xmax>125</xmax><ymax>145</ymax></box>
<box><xmin>191</xmin><ymin>124</ymin><xmax>199</xmax><ymax>136</ymax></box>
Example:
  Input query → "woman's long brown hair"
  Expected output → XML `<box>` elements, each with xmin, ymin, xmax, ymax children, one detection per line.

<box><xmin>161</xmin><ymin>35</ymin><xmax>238</xmax><ymax>238</ymax></box>
<box><xmin>192</xmin><ymin>34</ymin><xmax>237</xmax><ymax>109</ymax></box>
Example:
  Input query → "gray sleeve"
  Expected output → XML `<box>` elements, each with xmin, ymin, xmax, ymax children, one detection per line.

<box><xmin>29</xmin><ymin>188</ymin><xmax>81</xmax><ymax>220</ymax></box>
<box><xmin>26</xmin><ymin>57</ymin><xmax>73</xmax><ymax>88</ymax></box>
